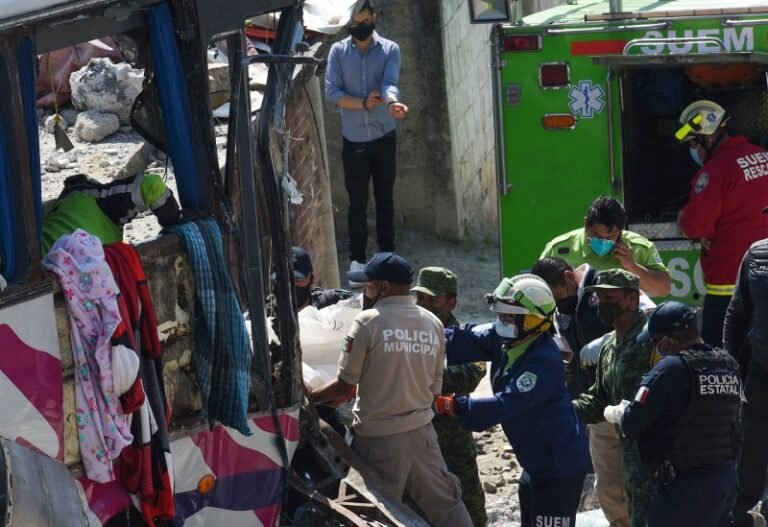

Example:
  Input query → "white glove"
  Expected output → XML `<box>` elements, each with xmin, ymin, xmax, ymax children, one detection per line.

<box><xmin>580</xmin><ymin>334</ymin><xmax>610</xmax><ymax>367</ymax></box>
<box><xmin>604</xmin><ymin>399</ymin><xmax>631</xmax><ymax>425</ymax></box>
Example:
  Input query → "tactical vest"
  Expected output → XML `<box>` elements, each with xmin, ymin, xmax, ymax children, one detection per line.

<box><xmin>746</xmin><ymin>240</ymin><xmax>768</xmax><ymax>367</ymax></box>
<box><xmin>664</xmin><ymin>348</ymin><xmax>741</xmax><ymax>471</ymax></box>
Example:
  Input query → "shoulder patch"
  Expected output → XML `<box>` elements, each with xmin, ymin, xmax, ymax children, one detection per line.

<box><xmin>516</xmin><ymin>371</ymin><xmax>538</xmax><ymax>392</ymax></box>
<box><xmin>342</xmin><ymin>336</ymin><xmax>353</xmax><ymax>353</ymax></box>
<box><xmin>694</xmin><ymin>172</ymin><xmax>709</xmax><ymax>194</ymax></box>
<box><xmin>634</xmin><ymin>386</ymin><xmax>650</xmax><ymax>404</ymax></box>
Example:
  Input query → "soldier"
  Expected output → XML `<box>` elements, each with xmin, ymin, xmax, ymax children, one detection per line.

<box><xmin>409</xmin><ymin>267</ymin><xmax>487</xmax><ymax>526</ymax></box>
<box><xmin>605</xmin><ymin>301</ymin><xmax>741</xmax><ymax>526</ymax></box>
<box><xmin>572</xmin><ymin>269</ymin><xmax>658</xmax><ymax>527</ymax></box>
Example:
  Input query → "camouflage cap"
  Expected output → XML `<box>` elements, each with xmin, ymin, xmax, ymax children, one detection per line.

<box><xmin>583</xmin><ymin>268</ymin><xmax>640</xmax><ymax>292</ymax></box>
<box><xmin>410</xmin><ymin>267</ymin><xmax>457</xmax><ymax>296</ymax></box>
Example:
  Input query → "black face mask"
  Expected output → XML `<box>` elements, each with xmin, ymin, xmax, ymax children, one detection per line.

<box><xmin>556</xmin><ymin>295</ymin><xmax>578</xmax><ymax>316</ymax></box>
<box><xmin>349</xmin><ymin>22</ymin><xmax>375</xmax><ymax>41</ymax></box>
<box><xmin>295</xmin><ymin>285</ymin><xmax>311</xmax><ymax>309</ymax></box>
<box><xmin>597</xmin><ymin>301</ymin><xmax>625</xmax><ymax>327</ymax></box>
<box><xmin>363</xmin><ymin>283</ymin><xmax>382</xmax><ymax>310</ymax></box>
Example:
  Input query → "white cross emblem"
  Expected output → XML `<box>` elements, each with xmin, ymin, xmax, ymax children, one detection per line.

<box><xmin>568</xmin><ymin>80</ymin><xmax>606</xmax><ymax>119</ymax></box>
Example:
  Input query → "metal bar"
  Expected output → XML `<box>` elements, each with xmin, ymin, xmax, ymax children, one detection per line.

<box><xmin>491</xmin><ymin>26</ymin><xmax>509</xmax><ymax>197</ymax></box>
<box><xmin>545</xmin><ymin>21</ymin><xmax>670</xmax><ymax>35</ymax></box>
<box><xmin>622</xmin><ymin>36</ymin><xmax>725</xmax><ymax>55</ymax></box>
<box><xmin>606</xmin><ymin>70</ymin><xmax>617</xmax><ymax>194</ymax></box>
<box><xmin>246</xmin><ymin>54</ymin><xmax>326</xmax><ymax>67</ymax></box>
<box><xmin>722</xmin><ymin>18</ymin><xmax>768</xmax><ymax>27</ymax></box>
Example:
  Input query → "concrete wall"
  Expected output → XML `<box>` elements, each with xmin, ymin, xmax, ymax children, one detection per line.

<box><xmin>324</xmin><ymin>0</ymin><xmax>461</xmax><ymax>257</ymax></box>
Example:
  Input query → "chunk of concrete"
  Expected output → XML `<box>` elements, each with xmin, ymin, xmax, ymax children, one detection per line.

<box><xmin>73</xmin><ymin>110</ymin><xmax>120</xmax><ymax>143</ymax></box>
<box><xmin>70</xmin><ymin>58</ymin><xmax>144</xmax><ymax>125</ymax></box>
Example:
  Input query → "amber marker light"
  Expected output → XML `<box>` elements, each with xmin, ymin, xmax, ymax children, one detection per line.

<box><xmin>542</xmin><ymin>114</ymin><xmax>577</xmax><ymax>130</ymax></box>
<box><xmin>198</xmin><ymin>474</ymin><xmax>217</xmax><ymax>493</ymax></box>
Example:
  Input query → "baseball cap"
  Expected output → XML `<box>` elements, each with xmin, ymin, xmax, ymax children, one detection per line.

<box><xmin>583</xmin><ymin>268</ymin><xmax>640</xmax><ymax>292</ymax></box>
<box><xmin>637</xmin><ymin>301</ymin><xmax>698</xmax><ymax>343</ymax></box>
<box><xmin>292</xmin><ymin>246</ymin><xmax>313</xmax><ymax>279</ymax></box>
<box><xmin>346</xmin><ymin>252</ymin><xmax>413</xmax><ymax>285</ymax></box>
<box><xmin>411</xmin><ymin>267</ymin><xmax>457</xmax><ymax>296</ymax></box>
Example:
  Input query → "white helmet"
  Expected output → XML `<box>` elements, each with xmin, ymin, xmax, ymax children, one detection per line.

<box><xmin>488</xmin><ymin>274</ymin><xmax>556</xmax><ymax>320</ymax></box>
<box><xmin>675</xmin><ymin>100</ymin><xmax>729</xmax><ymax>141</ymax></box>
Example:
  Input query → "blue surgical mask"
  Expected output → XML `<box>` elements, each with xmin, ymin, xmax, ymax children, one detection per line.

<box><xmin>689</xmin><ymin>147</ymin><xmax>704</xmax><ymax>167</ymax></box>
<box><xmin>589</xmin><ymin>237</ymin><xmax>615</xmax><ymax>256</ymax></box>
<box><xmin>494</xmin><ymin>318</ymin><xmax>518</xmax><ymax>339</ymax></box>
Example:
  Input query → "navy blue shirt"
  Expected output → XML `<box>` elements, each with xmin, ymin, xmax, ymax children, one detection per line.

<box><xmin>446</xmin><ymin>323</ymin><xmax>590</xmax><ymax>479</ymax></box>
<box><xmin>325</xmin><ymin>33</ymin><xmax>400</xmax><ymax>142</ymax></box>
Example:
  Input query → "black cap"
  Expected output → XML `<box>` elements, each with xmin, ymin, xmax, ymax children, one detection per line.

<box><xmin>346</xmin><ymin>252</ymin><xmax>413</xmax><ymax>285</ymax></box>
<box><xmin>292</xmin><ymin>247</ymin><xmax>313</xmax><ymax>279</ymax></box>
<box><xmin>637</xmin><ymin>301</ymin><xmax>698</xmax><ymax>343</ymax></box>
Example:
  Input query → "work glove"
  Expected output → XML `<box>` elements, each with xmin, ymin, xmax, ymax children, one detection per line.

<box><xmin>434</xmin><ymin>394</ymin><xmax>456</xmax><ymax>415</ymax></box>
<box><xmin>580</xmin><ymin>334</ymin><xmax>610</xmax><ymax>367</ymax></box>
<box><xmin>604</xmin><ymin>399</ymin><xmax>631</xmax><ymax>425</ymax></box>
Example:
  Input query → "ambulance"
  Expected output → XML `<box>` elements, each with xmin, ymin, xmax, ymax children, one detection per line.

<box><xmin>485</xmin><ymin>0</ymin><xmax>768</xmax><ymax>303</ymax></box>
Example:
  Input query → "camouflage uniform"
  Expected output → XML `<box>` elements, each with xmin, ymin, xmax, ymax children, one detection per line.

<box><xmin>405</xmin><ymin>268</ymin><xmax>488</xmax><ymax>527</ymax></box>
<box><xmin>573</xmin><ymin>271</ymin><xmax>658</xmax><ymax>527</ymax></box>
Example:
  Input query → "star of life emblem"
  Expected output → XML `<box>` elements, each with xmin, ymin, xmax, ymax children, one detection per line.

<box><xmin>568</xmin><ymin>80</ymin><xmax>606</xmax><ymax>119</ymax></box>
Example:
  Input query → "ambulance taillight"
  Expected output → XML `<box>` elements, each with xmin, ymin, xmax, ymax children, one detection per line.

<box><xmin>539</xmin><ymin>63</ymin><xmax>569</xmax><ymax>88</ymax></box>
<box><xmin>501</xmin><ymin>35</ymin><xmax>541</xmax><ymax>52</ymax></box>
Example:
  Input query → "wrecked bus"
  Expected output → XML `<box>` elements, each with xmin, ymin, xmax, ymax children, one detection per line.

<box><xmin>485</xmin><ymin>0</ymin><xmax>768</xmax><ymax>304</ymax></box>
<box><xmin>0</xmin><ymin>0</ymin><xmax>318</xmax><ymax>525</ymax></box>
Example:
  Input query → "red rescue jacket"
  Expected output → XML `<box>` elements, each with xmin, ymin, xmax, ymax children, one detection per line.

<box><xmin>679</xmin><ymin>136</ymin><xmax>768</xmax><ymax>292</ymax></box>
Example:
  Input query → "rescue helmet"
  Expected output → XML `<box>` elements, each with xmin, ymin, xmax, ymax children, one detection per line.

<box><xmin>487</xmin><ymin>274</ymin><xmax>556</xmax><ymax>328</ymax></box>
<box><xmin>675</xmin><ymin>100</ymin><xmax>729</xmax><ymax>142</ymax></box>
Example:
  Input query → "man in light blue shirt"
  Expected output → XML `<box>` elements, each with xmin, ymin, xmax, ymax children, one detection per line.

<box><xmin>325</xmin><ymin>1</ymin><xmax>408</xmax><ymax>286</ymax></box>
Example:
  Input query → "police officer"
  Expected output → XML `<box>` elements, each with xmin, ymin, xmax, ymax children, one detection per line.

<box><xmin>435</xmin><ymin>274</ymin><xmax>590</xmax><ymax>527</ymax></box>
<box><xmin>409</xmin><ymin>267</ymin><xmax>487</xmax><ymax>526</ymax></box>
<box><xmin>724</xmin><ymin>225</ymin><xmax>768</xmax><ymax>527</ymax></box>
<box><xmin>291</xmin><ymin>246</ymin><xmax>353</xmax><ymax>311</ymax></box>
<box><xmin>310</xmin><ymin>252</ymin><xmax>472</xmax><ymax>527</ymax></box>
<box><xmin>676</xmin><ymin>100</ymin><xmax>768</xmax><ymax>348</ymax></box>
<box><xmin>606</xmin><ymin>301</ymin><xmax>741</xmax><ymax>527</ymax></box>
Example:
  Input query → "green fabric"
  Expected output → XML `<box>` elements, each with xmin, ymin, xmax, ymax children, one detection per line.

<box><xmin>573</xmin><ymin>312</ymin><xmax>654</xmax><ymax>424</ymax></box>
<box><xmin>502</xmin><ymin>335</ymin><xmax>536</xmax><ymax>375</ymax></box>
<box><xmin>540</xmin><ymin>228</ymin><xmax>670</xmax><ymax>275</ymax></box>
<box><xmin>411</xmin><ymin>266</ymin><xmax>458</xmax><ymax>296</ymax></box>
<box><xmin>573</xmin><ymin>312</ymin><xmax>657</xmax><ymax>527</ymax></box>
<box><xmin>584</xmin><ymin>268</ymin><xmax>640</xmax><ymax>291</ymax></box>
<box><xmin>41</xmin><ymin>193</ymin><xmax>122</xmax><ymax>254</ymax></box>
<box><xmin>140</xmin><ymin>172</ymin><xmax>167</xmax><ymax>208</ymax></box>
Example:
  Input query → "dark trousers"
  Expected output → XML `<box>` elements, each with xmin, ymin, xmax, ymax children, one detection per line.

<box><xmin>734</xmin><ymin>363</ymin><xmax>768</xmax><ymax>526</ymax></box>
<box><xmin>518</xmin><ymin>470</ymin><xmax>585</xmax><ymax>527</ymax></box>
<box><xmin>702</xmin><ymin>293</ymin><xmax>732</xmax><ymax>349</ymax></box>
<box><xmin>648</xmin><ymin>465</ymin><xmax>737</xmax><ymax>527</ymax></box>
<box><xmin>342</xmin><ymin>132</ymin><xmax>396</xmax><ymax>263</ymax></box>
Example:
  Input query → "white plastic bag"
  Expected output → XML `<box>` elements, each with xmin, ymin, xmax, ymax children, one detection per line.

<box><xmin>298</xmin><ymin>295</ymin><xmax>361</xmax><ymax>366</ymax></box>
<box><xmin>303</xmin><ymin>0</ymin><xmax>358</xmax><ymax>35</ymax></box>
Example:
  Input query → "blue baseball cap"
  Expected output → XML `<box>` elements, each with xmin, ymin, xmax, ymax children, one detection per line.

<box><xmin>637</xmin><ymin>301</ymin><xmax>698</xmax><ymax>343</ymax></box>
<box><xmin>292</xmin><ymin>247</ymin><xmax>313</xmax><ymax>279</ymax></box>
<box><xmin>346</xmin><ymin>252</ymin><xmax>413</xmax><ymax>285</ymax></box>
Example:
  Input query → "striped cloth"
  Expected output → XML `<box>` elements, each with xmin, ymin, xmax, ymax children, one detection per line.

<box><xmin>167</xmin><ymin>219</ymin><xmax>252</xmax><ymax>436</ymax></box>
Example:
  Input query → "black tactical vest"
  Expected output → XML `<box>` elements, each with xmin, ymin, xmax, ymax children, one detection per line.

<box><xmin>746</xmin><ymin>240</ymin><xmax>768</xmax><ymax>368</ymax></box>
<box><xmin>664</xmin><ymin>348</ymin><xmax>741</xmax><ymax>471</ymax></box>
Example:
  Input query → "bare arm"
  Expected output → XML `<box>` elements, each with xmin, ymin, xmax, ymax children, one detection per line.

<box><xmin>310</xmin><ymin>377</ymin><xmax>355</xmax><ymax>404</ymax></box>
<box><xmin>625</xmin><ymin>263</ymin><xmax>671</xmax><ymax>297</ymax></box>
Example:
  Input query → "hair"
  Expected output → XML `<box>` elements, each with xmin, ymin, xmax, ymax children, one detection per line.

<box><xmin>359</xmin><ymin>1</ymin><xmax>374</xmax><ymax>15</ymax></box>
<box><xmin>531</xmin><ymin>257</ymin><xmax>573</xmax><ymax>289</ymax></box>
<box><xmin>586</xmin><ymin>195</ymin><xmax>626</xmax><ymax>229</ymax></box>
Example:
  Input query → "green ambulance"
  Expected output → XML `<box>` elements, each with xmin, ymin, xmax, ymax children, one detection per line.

<box><xmin>479</xmin><ymin>0</ymin><xmax>768</xmax><ymax>304</ymax></box>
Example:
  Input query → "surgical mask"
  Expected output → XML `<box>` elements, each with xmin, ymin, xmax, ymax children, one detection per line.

<box><xmin>597</xmin><ymin>301</ymin><xmax>625</xmax><ymax>326</ymax></box>
<box><xmin>556</xmin><ymin>295</ymin><xmax>578</xmax><ymax>316</ymax></box>
<box><xmin>420</xmin><ymin>303</ymin><xmax>446</xmax><ymax>321</ymax></box>
<box><xmin>494</xmin><ymin>318</ymin><xmax>519</xmax><ymax>339</ymax></box>
<box><xmin>348</xmin><ymin>22</ymin><xmax>375</xmax><ymax>41</ymax></box>
<box><xmin>363</xmin><ymin>283</ymin><xmax>382</xmax><ymax>310</ymax></box>
<box><xmin>689</xmin><ymin>147</ymin><xmax>704</xmax><ymax>167</ymax></box>
<box><xmin>589</xmin><ymin>237</ymin><xmax>615</xmax><ymax>257</ymax></box>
